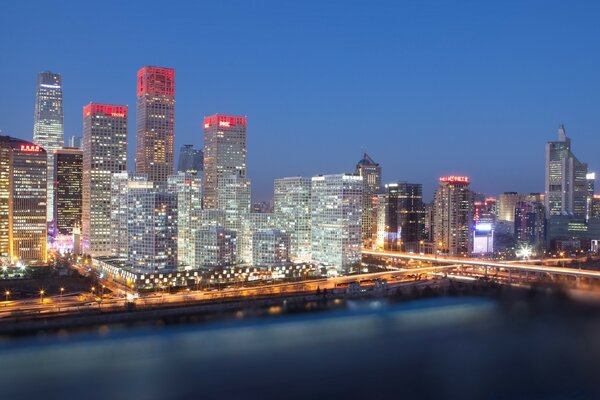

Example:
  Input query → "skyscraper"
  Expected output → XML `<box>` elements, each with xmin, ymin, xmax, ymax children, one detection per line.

<box><xmin>203</xmin><ymin>114</ymin><xmax>247</xmax><ymax>209</ymax></box>
<box><xmin>136</xmin><ymin>66</ymin><xmax>175</xmax><ymax>183</ymax></box>
<box><xmin>68</xmin><ymin>135</ymin><xmax>82</xmax><ymax>149</ymax></box>
<box><xmin>497</xmin><ymin>192</ymin><xmax>525</xmax><ymax>223</ymax></box>
<box><xmin>433</xmin><ymin>176</ymin><xmax>473</xmax><ymax>256</ymax></box>
<box><xmin>168</xmin><ymin>172</ymin><xmax>203</xmax><ymax>267</ymax></box>
<box><xmin>178</xmin><ymin>144</ymin><xmax>203</xmax><ymax>175</ymax></box>
<box><xmin>82</xmin><ymin>103</ymin><xmax>128</xmax><ymax>256</ymax></box>
<box><xmin>311</xmin><ymin>174</ymin><xmax>362</xmax><ymax>272</ymax></box>
<box><xmin>33</xmin><ymin>71</ymin><xmax>64</xmax><ymax>222</ymax></box>
<box><xmin>127</xmin><ymin>184</ymin><xmax>177</xmax><ymax>271</ymax></box>
<box><xmin>274</xmin><ymin>177</ymin><xmax>312</xmax><ymax>262</ymax></box>
<box><xmin>0</xmin><ymin>136</ymin><xmax>47</xmax><ymax>264</ymax></box>
<box><xmin>252</xmin><ymin>229</ymin><xmax>291</xmax><ymax>268</ymax></box>
<box><xmin>586</xmin><ymin>172</ymin><xmax>595</xmax><ymax>221</ymax></box>
<box><xmin>375</xmin><ymin>182</ymin><xmax>425</xmax><ymax>251</ymax></box>
<box><xmin>355</xmin><ymin>153</ymin><xmax>381</xmax><ymax>247</ymax></box>
<box><xmin>217</xmin><ymin>174</ymin><xmax>251</xmax><ymax>234</ymax></box>
<box><xmin>514</xmin><ymin>200</ymin><xmax>546</xmax><ymax>250</ymax></box>
<box><xmin>545</xmin><ymin>124</ymin><xmax>588</xmax><ymax>218</ymax></box>
<box><xmin>53</xmin><ymin>148</ymin><xmax>82</xmax><ymax>238</ymax></box>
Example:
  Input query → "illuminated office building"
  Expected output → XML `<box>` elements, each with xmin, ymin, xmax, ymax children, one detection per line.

<box><xmin>498</xmin><ymin>192</ymin><xmax>525</xmax><ymax>223</ymax></box>
<box><xmin>0</xmin><ymin>136</ymin><xmax>47</xmax><ymax>264</ymax></box>
<box><xmin>240</xmin><ymin>212</ymin><xmax>277</xmax><ymax>265</ymax></box>
<box><xmin>110</xmin><ymin>173</ymin><xmax>151</xmax><ymax>258</ymax></box>
<box><xmin>53</xmin><ymin>147</ymin><xmax>82</xmax><ymax>239</ymax></box>
<box><xmin>127</xmin><ymin>183</ymin><xmax>177</xmax><ymax>271</ymax></box>
<box><xmin>195</xmin><ymin>226</ymin><xmax>237</xmax><ymax>268</ymax></box>
<box><xmin>311</xmin><ymin>174</ymin><xmax>362</xmax><ymax>272</ymax></box>
<box><xmin>252</xmin><ymin>229</ymin><xmax>290</xmax><ymax>268</ymax></box>
<box><xmin>203</xmin><ymin>115</ymin><xmax>247</xmax><ymax>209</ymax></box>
<box><xmin>375</xmin><ymin>182</ymin><xmax>424</xmax><ymax>251</ymax></box>
<box><xmin>355</xmin><ymin>153</ymin><xmax>381</xmax><ymax>247</ymax></box>
<box><xmin>217</xmin><ymin>174</ymin><xmax>251</xmax><ymax>233</ymax></box>
<box><xmin>545</xmin><ymin>124</ymin><xmax>588</xmax><ymax>218</ymax></box>
<box><xmin>178</xmin><ymin>144</ymin><xmax>203</xmax><ymax>175</ymax></box>
<box><xmin>433</xmin><ymin>176</ymin><xmax>474</xmax><ymax>256</ymax></box>
<box><xmin>136</xmin><ymin>66</ymin><xmax>175</xmax><ymax>183</ymax></box>
<box><xmin>274</xmin><ymin>177</ymin><xmax>312</xmax><ymax>262</ymax></box>
<box><xmin>168</xmin><ymin>172</ymin><xmax>202</xmax><ymax>267</ymax></box>
<box><xmin>33</xmin><ymin>71</ymin><xmax>64</xmax><ymax>222</ymax></box>
<box><xmin>514</xmin><ymin>200</ymin><xmax>546</xmax><ymax>249</ymax></box>
<box><xmin>82</xmin><ymin>103</ymin><xmax>128</xmax><ymax>256</ymax></box>
<box><xmin>587</xmin><ymin>172</ymin><xmax>595</xmax><ymax>221</ymax></box>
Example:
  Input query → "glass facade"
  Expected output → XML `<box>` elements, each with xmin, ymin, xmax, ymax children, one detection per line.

<box><xmin>274</xmin><ymin>177</ymin><xmax>312</xmax><ymax>262</ymax></box>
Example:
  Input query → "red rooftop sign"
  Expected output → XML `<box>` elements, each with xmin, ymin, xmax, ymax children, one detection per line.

<box><xmin>83</xmin><ymin>104</ymin><xmax>128</xmax><ymax>118</ymax></box>
<box><xmin>19</xmin><ymin>144</ymin><xmax>41</xmax><ymax>152</ymax></box>
<box><xmin>203</xmin><ymin>115</ymin><xmax>247</xmax><ymax>129</ymax></box>
<box><xmin>439</xmin><ymin>176</ymin><xmax>470</xmax><ymax>184</ymax></box>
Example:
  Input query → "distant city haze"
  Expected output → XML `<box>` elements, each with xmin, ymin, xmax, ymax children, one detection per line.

<box><xmin>2</xmin><ymin>1</ymin><xmax>600</xmax><ymax>201</ymax></box>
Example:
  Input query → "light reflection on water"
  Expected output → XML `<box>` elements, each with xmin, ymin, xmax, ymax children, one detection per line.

<box><xmin>1</xmin><ymin>296</ymin><xmax>600</xmax><ymax>399</ymax></box>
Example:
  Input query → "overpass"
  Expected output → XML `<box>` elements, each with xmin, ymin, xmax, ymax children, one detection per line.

<box><xmin>363</xmin><ymin>249</ymin><xmax>600</xmax><ymax>280</ymax></box>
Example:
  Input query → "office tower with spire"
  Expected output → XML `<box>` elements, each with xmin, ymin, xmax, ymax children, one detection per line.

<box><xmin>33</xmin><ymin>71</ymin><xmax>64</xmax><ymax>222</ymax></box>
<box><xmin>433</xmin><ymin>176</ymin><xmax>474</xmax><ymax>256</ymax></box>
<box><xmin>545</xmin><ymin>124</ymin><xmax>588</xmax><ymax>218</ymax></box>
<box><xmin>311</xmin><ymin>174</ymin><xmax>363</xmax><ymax>272</ymax></box>
<box><xmin>82</xmin><ymin>103</ymin><xmax>128</xmax><ymax>256</ymax></box>
<box><xmin>136</xmin><ymin>66</ymin><xmax>175</xmax><ymax>183</ymax></box>
<box><xmin>203</xmin><ymin>115</ymin><xmax>247</xmax><ymax>209</ymax></box>
<box><xmin>0</xmin><ymin>136</ymin><xmax>48</xmax><ymax>265</ymax></box>
<box><xmin>178</xmin><ymin>144</ymin><xmax>203</xmax><ymax>175</ymax></box>
<box><xmin>355</xmin><ymin>153</ymin><xmax>381</xmax><ymax>247</ymax></box>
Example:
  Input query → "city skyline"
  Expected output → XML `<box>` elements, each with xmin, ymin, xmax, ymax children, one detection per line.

<box><xmin>3</xmin><ymin>2</ymin><xmax>600</xmax><ymax>202</ymax></box>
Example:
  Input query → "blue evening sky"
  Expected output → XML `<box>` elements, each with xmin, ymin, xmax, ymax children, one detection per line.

<box><xmin>2</xmin><ymin>0</ymin><xmax>600</xmax><ymax>201</ymax></box>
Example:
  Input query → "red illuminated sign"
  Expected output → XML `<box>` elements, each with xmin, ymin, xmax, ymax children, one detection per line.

<box><xmin>137</xmin><ymin>66</ymin><xmax>175</xmax><ymax>96</ymax></box>
<box><xmin>83</xmin><ymin>104</ymin><xmax>128</xmax><ymax>118</ymax></box>
<box><xmin>439</xmin><ymin>176</ymin><xmax>470</xmax><ymax>184</ymax></box>
<box><xmin>19</xmin><ymin>144</ymin><xmax>41</xmax><ymax>152</ymax></box>
<box><xmin>203</xmin><ymin>114</ymin><xmax>247</xmax><ymax>129</ymax></box>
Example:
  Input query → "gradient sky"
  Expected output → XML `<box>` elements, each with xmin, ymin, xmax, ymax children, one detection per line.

<box><xmin>2</xmin><ymin>0</ymin><xmax>600</xmax><ymax>201</ymax></box>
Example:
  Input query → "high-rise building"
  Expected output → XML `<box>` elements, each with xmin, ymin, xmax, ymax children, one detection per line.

<box><xmin>177</xmin><ymin>144</ymin><xmax>203</xmax><ymax>175</ymax></box>
<box><xmin>592</xmin><ymin>195</ymin><xmax>600</xmax><ymax>219</ymax></box>
<box><xmin>127</xmin><ymin>184</ymin><xmax>177</xmax><ymax>271</ymax></box>
<box><xmin>587</xmin><ymin>172</ymin><xmax>595</xmax><ymax>221</ymax></box>
<box><xmin>53</xmin><ymin>148</ymin><xmax>82</xmax><ymax>238</ymax></box>
<box><xmin>0</xmin><ymin>136</ymin><xmax>47</xmax><ymax>264</ymax></box>
<box><xmin>217</xmin><ymin>174</ymin><xmax>251</xmax><ymax>233</ymax></box>
<box><xmin>274</xmin><ymin>177</ymin><xmax>312</xmax><ymax>262</ymax></box>
<box><xmin>252</xmin><ymin>229</ymin><xmax>290</xmax><ymax>268</ymax></box>
<box><xmin>433</xmin><ymin>176</ymin><xmax>473</xmax><ymax>256</ymax></box>
<box><xmin>195</xmin><ymin>226</ymin><xmax>237</xmax><ymax>268</ymax></box>
<box><xmin>240</xmin><ymin>212</ymin><xmax>277</xmax><ymax>264</ymax></box>
<box><xmin>110</xmin><ymin>173</ymin><xmax>151</xmax><ymax>259</ymax></box>
<box><xmin>135</xmin><ymin>66</ymin><xmax>175</xmax><ymax>183</ymax></box>
<box><xmin>497</xmin><ymin>192</ymin><xmax>526</xmax><ymax>224</ymax></box>
<box><xmin>514</xmin><ymin>200</ymin><xmax>546</xmax><ymax>250</ymax></box>
<box><xmin>375</xmin><ymin>182</ymin><xmax>425</xmax><ymax>251</ymax></box>
<box><xmin>203</xmin><ymin>115</ymin><xmax>247</xmax><ymax>209</ymax></box>
<box><xmin>545</xmin><ymin>124</ymin><xmax>588</xmax><ymax>218</ymax></box>
<box><xmin>355</xmin><ymin>153</ymin><xmax>381</xmax><ymax>247</ymax></box>
<box><xmin>82</xmin><ymin>103</ymin><xmax>128</xmax><ymax>256</ymax></box>
<box><xmin>168</xmin><ymin>172</ymin><xmax>202</xmax><ymax>268</ymax></box>
<box><xmin>311</xmin><ymin>174</ymin><xmax>362</xmax><ymax>272</ymax></box>
<box><xmin>68</xmin><ymin>136</ymin><xmax>82</xmax><ymax>149</ymax></box>
<box><xmin>33</xmin><ymin>71</ymin><xmax>64</xmax><ymax>222</ymax></box>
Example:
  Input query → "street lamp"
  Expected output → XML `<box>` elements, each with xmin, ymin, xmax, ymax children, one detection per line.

<box><xmin>39</xmin><ymin>289</ymin><xmax>45</xmax><ymax>303</ymax></box>
<box><xmin>4</xmin><ymin>290</ymin><xmax>10</xmax><ymax>302</ymax></box>
<box><xmin>60</xmin><ymin>287</ymin><xmax>65</xmax><ymax>302</ymax></box>
<box><xmin>91</xmin><ymin>286</ymin><xmax>95</xmax><ymax>300</ymax></box>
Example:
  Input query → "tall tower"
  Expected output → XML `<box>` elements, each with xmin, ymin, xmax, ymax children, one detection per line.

<box><xmin>433</xmin><ymin>176</ymin><xmax>473</xmax><ymax>256</ymax></box>
<box><xmin>82</xmin><ymin>103</ymin><xmax>128</xmax><ymax>256</ymax></box>
<box><xmin>355</xmin><ymin>153</ymin><xmax>381</xmax><ymax>247</ymax></box>
<box><xmin>376</xmin><ymin>182</ymin><xmax>424</xmax><ymax>251</ymax></box>
<box><xmin>545</xmin><ymin>124</ymin><xmax>588</xmax><ymax>218</ymax></box>
<box><xmin>53</xmin><ymin>148</ymin><xmax>83</xmax><ymax>238</ymax></box>
<box><xmin>203</xmin><ymin>114</ymin><xmax>247</xmax><ymax>209</ymax></box>
<box><xmin>33</xmin><ymin>71</ymin><xmax>64</xmax><ymax>222</ymax></box>
<box><xmin>136</xmin><ymin>66</ymin><xmax>175</xmax><ymax>183</ymax></box>
<box><xmin>177</xmin><ymin>144</ymin><xmax>203</xmax><ymax>175</ymax></box>
<box><xmin>274</xmin><ymin>177</ymin><xmax>312</xmax><ymax>262</ymax></box>
<box><xmin>0</xmin><ymin>136</ymin><xmax>48</xmax><ymax>265</ymax></box>
<box><xmin>310</xmin><ymin>174</ymin><xmax>363</xmax><ymax>272</ymax></box>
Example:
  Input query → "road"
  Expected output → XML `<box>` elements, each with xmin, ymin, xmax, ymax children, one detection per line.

<box><xmin>363</xmin><ymin>249</ymin><xmax>600</xmax><ymax>280</ymax></box>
